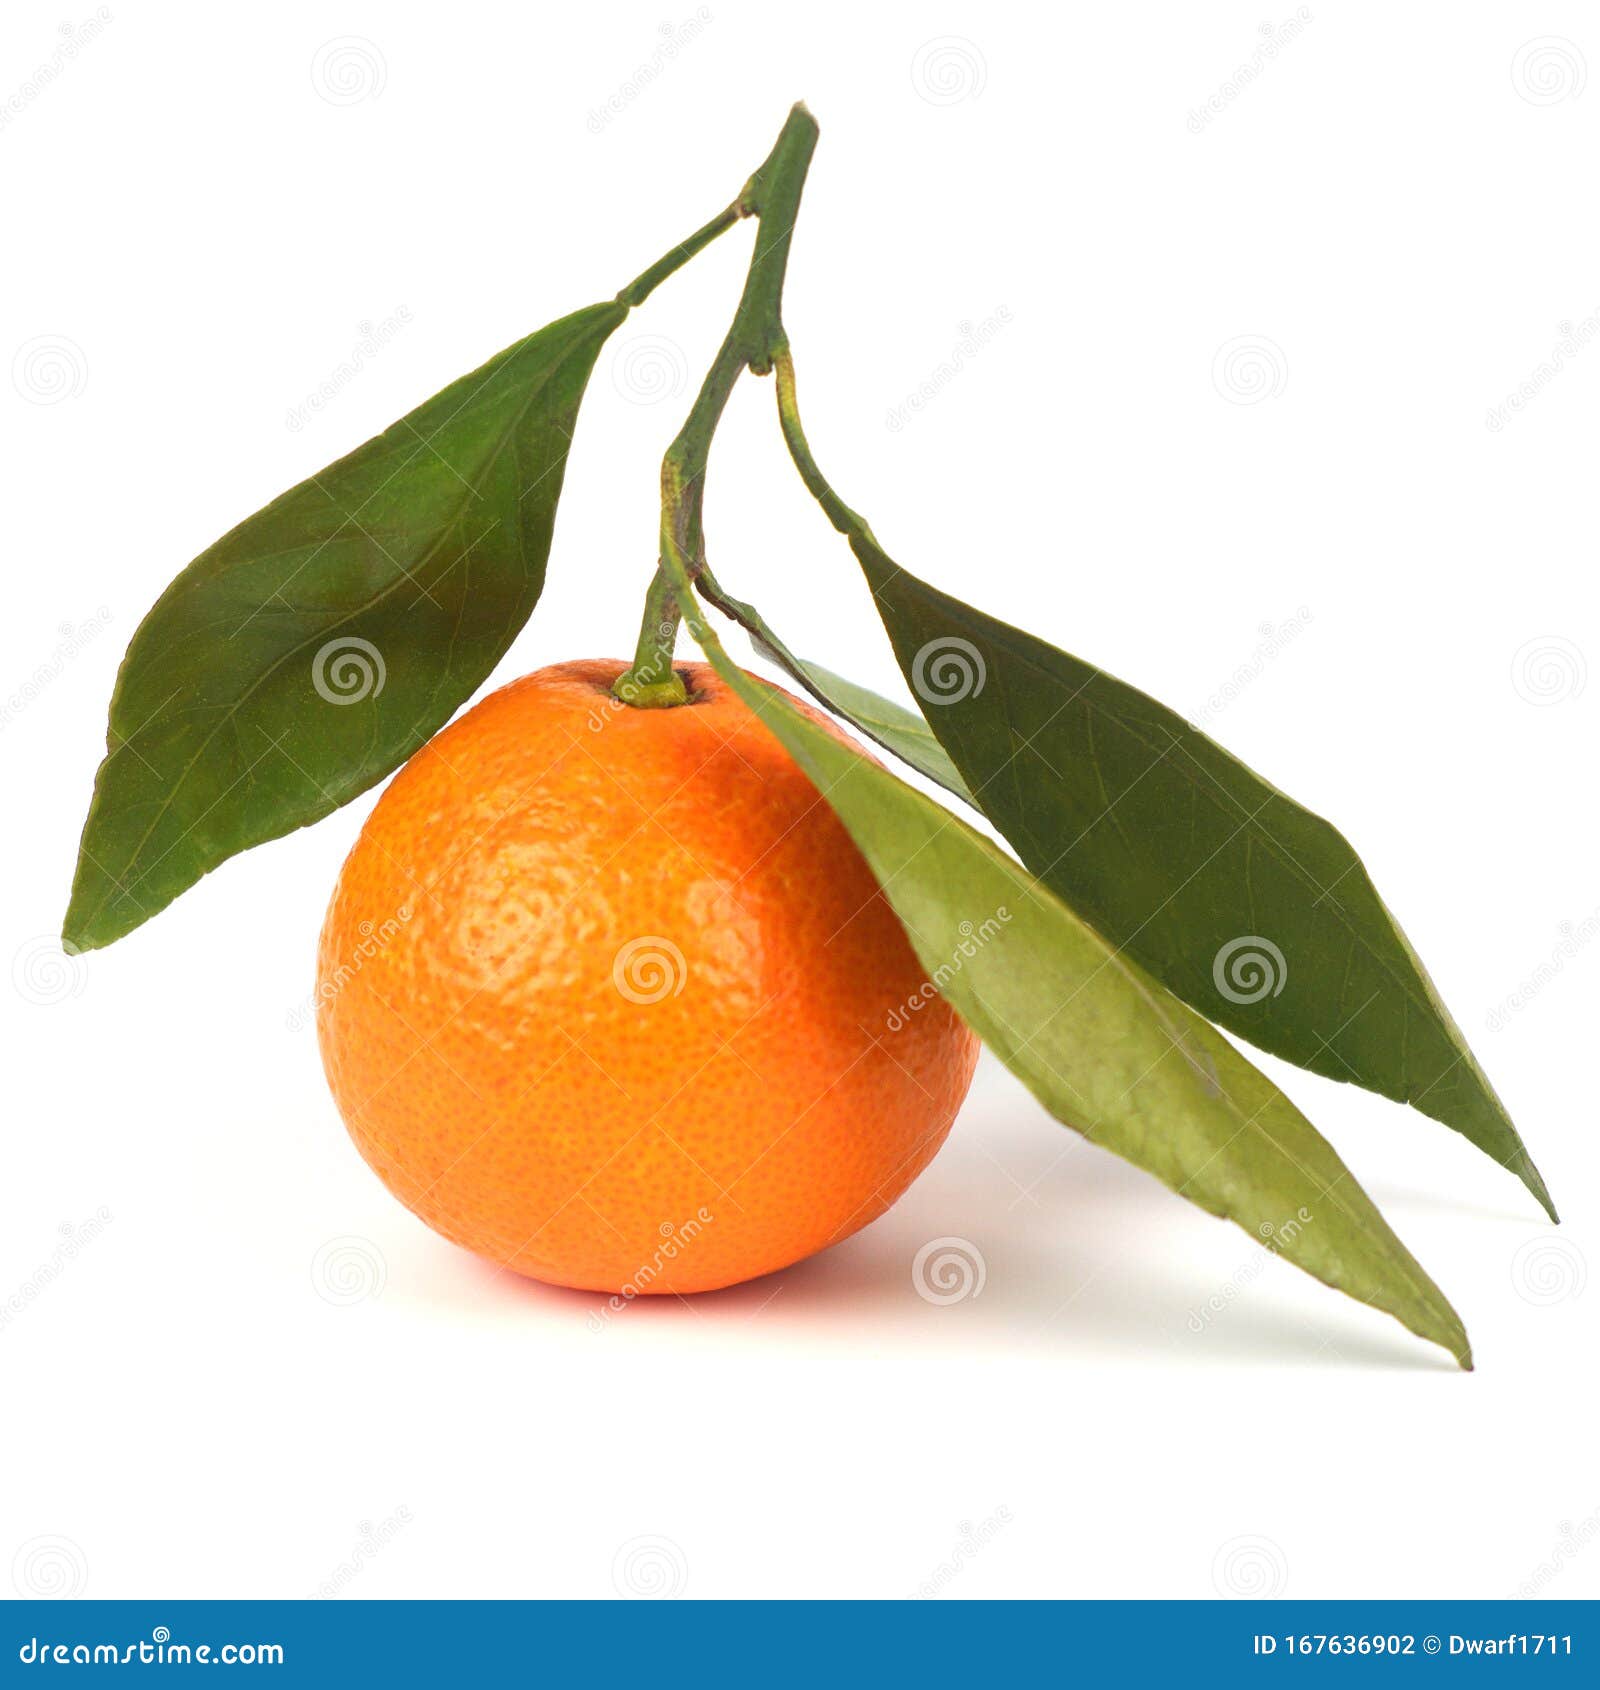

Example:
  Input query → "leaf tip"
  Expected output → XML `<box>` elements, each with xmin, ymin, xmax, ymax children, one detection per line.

<box><xmin>59</xmin><ymin>913</ymin><xmax>101</xmax><ymax>956</ymax></box>
<box><xmin>61</xmin><ymin>876</ymin><xmax>128</xmax><ymax>955</ymax></box>
<box><xmin>1521</xmin><ymin>1160</ymin><xmax>1559</xmax><ymax>1226</ymax></box>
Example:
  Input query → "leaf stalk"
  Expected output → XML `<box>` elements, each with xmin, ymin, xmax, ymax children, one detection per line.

<box><xmin>615</xmin><ymin>199</ymin><xmax>747</xmax><ymax>310</ymax></box>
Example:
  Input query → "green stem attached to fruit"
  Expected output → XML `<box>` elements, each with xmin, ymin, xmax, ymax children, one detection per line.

<box><xmin>613</xmin><ymin>103</ymin><xmax>820</xmax><ymax>706</ymax></box>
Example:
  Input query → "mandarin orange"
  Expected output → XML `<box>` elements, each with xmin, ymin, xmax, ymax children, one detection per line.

<box><xmin>315</xmin><ymin>659</ymin><xmax>979</xmax><ymax>1294</ymax></box>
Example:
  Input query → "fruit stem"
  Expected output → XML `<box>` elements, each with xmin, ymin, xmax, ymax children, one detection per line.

<box><xmin>614</xmin><ymin>103</ymin><xmax>820</xmax><ymax>706</ymax></box>
<box><xmin>615</xmin><ymin>567</ymin><xmax>692</xmax><ymax>707</ymax></box>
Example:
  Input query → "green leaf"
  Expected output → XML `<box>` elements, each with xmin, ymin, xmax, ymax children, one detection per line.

<box><xmin>671</xmin><ymin>577</ymin><xmax>1472</xmax><ymax>1368</ymax></box>
<box><xmin>64</xmin><ymin>301</ymin><xmax>626</xmax><ymax>952</ymax></box>
<box><xmin>766</xmin><ymin>352</ymin><xmax>1551</xmax><ymax>1220</ymax></box>
<box><xmin>790</xmin><ymin>656</ymin><xmax>975</xmax><ymax>804</ymax></box>
<box><xmin>698</xmin><ymin>566</ymin><xmax>974</xmax><ymax>802</ymax></box>
<box><xmin>850</xmin><ymin>548</ymin><xmax>1554</xmax><ymax>1223</ymax></box>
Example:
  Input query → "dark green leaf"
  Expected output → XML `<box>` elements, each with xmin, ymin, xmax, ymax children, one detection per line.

<box><xmin>64</xmin><ymin>301</ymin><xmax>626</xmax><ymax>951</ymax></box>
<box><xmin>672</xmin><ymin>575</ymin><xmax>1472</xmax><ymax>1368</ymax></box>
<box><xmin>698</xmin><ymin>566</ymin><xmax>973</xmax><ymax>802</ymax></box>
<box><xmin>851</xmin><ymin>547</ymin><xmax>1554</xmax><ymax>1222</ymax></box>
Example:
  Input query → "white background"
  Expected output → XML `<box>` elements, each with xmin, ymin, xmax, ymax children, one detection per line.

<box><xmin>2</xmin><ymin>1</ymin><xmax>1596</xmax><ymax>1602</ymax></box>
